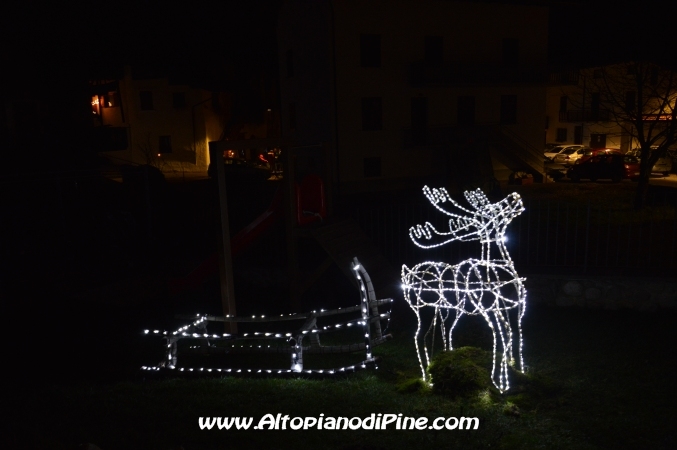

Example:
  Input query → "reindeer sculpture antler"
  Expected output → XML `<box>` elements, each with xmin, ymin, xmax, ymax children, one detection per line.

<box><xmin>409</xmin><ymin>187</ymin><xmax>524</xmax><ymax>249</ymax></box>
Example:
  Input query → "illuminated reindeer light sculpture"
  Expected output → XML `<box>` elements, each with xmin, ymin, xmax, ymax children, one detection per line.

<box><xmin>401</xmin><ymin>186</ymin><xmax>526</xmax><ymax>392</ymax></box>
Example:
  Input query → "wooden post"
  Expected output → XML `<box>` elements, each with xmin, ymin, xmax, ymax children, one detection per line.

<box><xmin>215</xmin><ymin>148</ymin><xmax>238</xmax><ymax>334</ymax></box>
<box><xmin>283</xmin><ymin>147</ymin><xmax>300</xmax><ymax>311</ymax></box>
<box><xmin>323</xmin><ymin>142</ymin><xmax>333</xmax><ymax>217</ymax></box>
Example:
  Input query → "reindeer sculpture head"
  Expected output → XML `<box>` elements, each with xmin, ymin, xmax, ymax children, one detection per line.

<box><xmin>409</xmin><ymin>186</ymin><xmax>524</xmax><ymax>260</ymax></box>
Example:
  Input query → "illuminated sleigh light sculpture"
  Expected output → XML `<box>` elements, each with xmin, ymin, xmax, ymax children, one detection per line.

<box><xmin>401</xmin><ymin>186</ymin><xmax>526</xmax><ymax>392</ymax></box>
<box><xmin>142</xmin><ymin>257</ymin><xmax>392</xmax><ymax>376</ymax></box>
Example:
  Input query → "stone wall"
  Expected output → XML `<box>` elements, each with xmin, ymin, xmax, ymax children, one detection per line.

<box><xmin>524</xmin><ymin>275</ymin><xmax>677</xmax><ymax>311</ymax></box>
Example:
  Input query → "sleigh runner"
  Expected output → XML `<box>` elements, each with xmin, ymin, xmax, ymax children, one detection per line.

<box><xmin>143</xmin><ymin>257</ymin><xmax>393</xmax><ymax>375</ymax></box>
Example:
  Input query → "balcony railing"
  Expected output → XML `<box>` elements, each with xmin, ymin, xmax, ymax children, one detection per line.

<box><xmin>549</xmin><ymin>70</ymin><xmax>580</xmax><ymax>85</ymax></box>
<box><xmin>409</xmin><ymin>63</ymin><xmax>550</xmax><ymax>86</ymax></box>
<box><xmin>559</xmin><ymin>109</ymin><xmax>611</xmax><ymax>122</ymax></box>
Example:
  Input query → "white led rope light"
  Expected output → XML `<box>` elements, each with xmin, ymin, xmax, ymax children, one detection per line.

<box><xmin>143</xmin><ymin>258</ymin><xmax>392</xmax><ymax>376</ymax></box>
<box><xmin>401</xmin><ymin>187</ymin><xmax>527</xmax><ymax>393</ymax></box>
<box><xmin>140</xmin><ymin>361</ymin><xmax>375</xmax><ymax>376</ymax></box>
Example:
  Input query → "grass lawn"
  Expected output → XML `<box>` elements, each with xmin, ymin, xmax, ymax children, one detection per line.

<box><xmin>8</xmin><ymin>299</ymin><xmax>675</xmax><ymax>450</ymax></box>
<box><xmin>6</xmin><ymin>177</ymin><xmax>675</xmax><ymax>449</ymax></box>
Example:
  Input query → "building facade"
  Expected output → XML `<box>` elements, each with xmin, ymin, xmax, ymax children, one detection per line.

<box><xmin>546</xmin><ymin>63</ymin><xmax>676</xmax><ymax>152</ymax></box>
<box><xmin>546</xmin><ymin>69</ymin><xmax>627</xmax><ymax>150</ymax></box>
<box><xmin>90</xmin><ymin>66</ymin><xmax>224</xmax><ymax>173</ymax></box>
<box><xmin>278</xmin><ymin>0</ymin><xmax>550</xmax><ymax>194</ymax></box>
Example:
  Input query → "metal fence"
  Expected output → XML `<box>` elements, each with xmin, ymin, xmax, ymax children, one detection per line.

<box><xmin>347</xmin><ymin>196</ymin><xmax>677</xmax><ymax>277</ymax></box>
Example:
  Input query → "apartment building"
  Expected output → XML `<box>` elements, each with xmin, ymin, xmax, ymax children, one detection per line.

<box><xmin>547</xmin><ymin>62</ymin><xmax>676</xmax><ymax>152</ymax></box>
<box><xmin>278</xmin><ymin>0</ymin><xmax>550</xmax><ymax>194</ymax></box>
<box><xmin>90</xmin><ymin>66</ymin><xmax>224</xmax><ymax>173</ymax></box>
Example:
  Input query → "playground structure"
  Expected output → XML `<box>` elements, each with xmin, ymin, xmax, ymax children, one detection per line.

<box><xmin>172</xmin><ymin>139</ymin><xmax>398</xmax><ymax>318</ymax></box>
<box><xmin>144</xmin><ymin>258</ymin><xmax>393</xmax><ymax>374</ymax></box>
<box><xmin>401</xmin><ymin>186</ymin><xmax>527</xmax><ymax>392</ymax></box>
<box><xmin>168</xmin><ymin>173</ymin><xmax>327</xmax><ymax>295</ymax></box>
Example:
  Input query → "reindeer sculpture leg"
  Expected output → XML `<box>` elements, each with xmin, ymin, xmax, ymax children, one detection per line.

<box><xmin>403</xmin><ymin>263</ymin><xmax>429</xmax><ymax>381</ymax></box>
<box><xmin>412</xmin><ymin>304</ymin><xmax>427</xmax><ymax>380</ymax></box>
<box><xmin>422</xmin><ymin>305</ymin><xmax>439</xmax><ymax>370</ymax></box>
<box><xmin>477</xmin><ymin>309</ymin><xmax>500</xmax><ymax>390</ymax></box>
<box><xmin>493</xmin><ymin>307</ymin><xmax>515</xmax><ymax>392</ymax></box>
<box><xmin>513</xmin><ymin>277</ymin><xmax>527</xmax><ymax>372</ymax></box>
<box><xmin>403</xmin><ymin>262</ymin><xmax>458</xmax><ymax>382</ymax></box>
<box><xmin>447</xmin><ymin>307</ymin><xmax>463</xmax><ymax>351</ymax></box>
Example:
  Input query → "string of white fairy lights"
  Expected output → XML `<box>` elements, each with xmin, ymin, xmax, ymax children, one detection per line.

<box><xmin>142</xmin><ymin>258</ymin><xmax>391</xmax><ymax>376</ymax></box>
<box><xmin>140</xmin><ymin>363</ymin><xmax>374</xmax><ymax>375</ymax></box>
<box><xmin>401</xmin><ymin>187</ymin><xmax>527</xmax><ymax>393</ymax></box>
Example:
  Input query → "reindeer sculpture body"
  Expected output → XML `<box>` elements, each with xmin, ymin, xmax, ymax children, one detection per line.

<box><xmin>401</xmin><ymin>186</ymin><xmax>526</xmax><ymax>392</ymax></box>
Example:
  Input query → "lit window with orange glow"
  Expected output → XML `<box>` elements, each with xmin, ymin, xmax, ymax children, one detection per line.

<box><xmin>91</xmin><ymin>96</ymin><xmax>100</xmax><ymax>115</ymax></box>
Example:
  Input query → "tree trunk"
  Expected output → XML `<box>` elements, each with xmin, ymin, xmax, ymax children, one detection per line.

<box><xmin>633</xmin><ymin>173</ymin><xmax>650</xmax><ymax>210</ymax></box>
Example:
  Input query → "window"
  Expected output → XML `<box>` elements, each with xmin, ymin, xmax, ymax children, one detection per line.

<box><xmin>289</xmin><ymin>102</ymin><xmax>296</xmax><ymax>131</ymax></box>
<box><xmin>363</xmin><ymin>157</ymin><xmax>381</xmax><ymax>178</ymax></box>
<box><xmin>457</xmin><ymin>96</ymin><xmax>475</xmax><ymax>125</ymax></box>
<box><xmin>424</xmin><ymin>36</ymin><xmax>443</xmax><ymax>67</ymax></box>
<box><xmin>590</xmin><ymin>93</ymin><xmax>600</xmax><ymax>120</ymax></box>
<box><xmin>590</xmin><ymin>133</ymin><xmax>606</xmax><ymax>148</ymax></box>
<box><xmin>360</xmin><ymin>34</ymin><xmax>381</xmax><ymax>68</ymax></box>
<box><xmin>625</xmin><ymin>91</ymin><xmax>636</xmax><ymax>112</ymax></box>
<box><xmin>361</xmin><ymin>97</ymin><xmax>382</xmax><ymax>131</ymax></box>
<box><xmin>574</xmin><ymin>126</ymin><xmax>583</xmax><ymax>144</ymax></box>
<box><xmin>556</xmin><ymin>128</ymin><xmax>567</xmax><ymax>142</ymax></box>
<box><xmin>286</xmin><ymin>50</ymin><xmax>294</xmax><ymax>78</ymax></box>
<box><xmin>103</xmin><ymin>92</ymin><xmax>119</xmax><ymax>108</ymax></box>
<box><xmin>172</xmin><ymin>92</ymin><xmax>186</xmax><ymax>108</ymax></box>
<box><xmin>500</xmin><ymin>95</ymin><xmax>517</xmax><ymax>124</ymax></box>
<box><xmin>158</xmin><ymin>135</ymin><xmax>172</xmax><ymax>153</ymax></box>
<box><xmin>559</xmin><ymin>96</ymin><xmax>568</xmax><ymax>113</ymax></box>
<box><xmin>502</xmin><ymin>38</ymin><xmax>519</xmax><ymax>66</ymax></box>
<box><xmin>411</xmin><ymin>97</ymin><xmax>428</xmax><ymax>144</ymax></box>
<box><xmin>139</xmin><ymin>91</ymin><xmax>153</xmax><ymax>110</ymax></box>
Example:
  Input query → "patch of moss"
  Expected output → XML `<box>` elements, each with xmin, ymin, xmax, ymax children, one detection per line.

<box><xmin>395</xmin><ymin>377</ymin><xmax>428</xmax><ymax>394</ymax></box>
<box><xmin>427</xmin><ymin>347</ymin><xmax>496</xmax><ymax>398</ymax></box>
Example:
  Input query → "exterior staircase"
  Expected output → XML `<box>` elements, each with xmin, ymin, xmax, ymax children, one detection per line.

<box><xmin>483</xmin><ymin>126</ymin><xmax>546</xmax><ymax>182</ymax></box>
<box><xmin>403</xmin><ymin>125</ymin><xmax>546</xmax><ymax>183</ymax></box>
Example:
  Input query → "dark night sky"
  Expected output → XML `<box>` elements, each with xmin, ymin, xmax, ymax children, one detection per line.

<box><xmin>547</xmin><ymin>0</ymin><xmax>677</xmax><ymax>68</ymax></box>
<box><xmin>3</xmin><ymin>0</ymin><xmax>281</xmax><ymax>90</ymax></box>
<box><xmin>3</xmin><ymin>0</ymin><xmax>676</xmax><ymax>90</ymax></box>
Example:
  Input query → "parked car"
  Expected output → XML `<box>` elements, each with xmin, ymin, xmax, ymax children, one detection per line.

<box><xmin>544</xmin><ymin>145</ymin><xmax>587</xmax><ymax>162</ymax></box>
<box><xmin>552</xmin><ymin>146</ymin><xmax>592</xmax><ymax>165</ymax></box>
<box><xmin>625</xmin><ymin>148</ymin><xmax>673</xmax><ymax>176</ymax></box>
<box><xmin>544</xmin><ymin>143</ymin><xmax>560</xmax><ymax>152</ymax></box>
<box><xmin>208</xmin><ymin>151</ymin><xmax>271</xmax><ymax>182</ymax></box>
<box><xmin>562</xmin><ymin>147</ymin><xmax>623</xmax><ymax>166</ymax></box>
<box><xmin>574</xmin><ymin>148</ymin><xmax>623</xmax><ymax>165</ymax></box>
<box><xmin>544</xmin><ymin>145</ymin><xmax>567</xmax><ymax>162</ymax></box>
<box><xmin>567</xmin><ymin>154</ymin><xmax>640</xmax><ymax>182</ymax></box>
